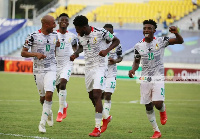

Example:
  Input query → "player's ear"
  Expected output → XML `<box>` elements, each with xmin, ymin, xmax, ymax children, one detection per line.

<box><xmin>154</xmin><ymin>29</ymin><xmax>156</xmax><ymax>33</ymax></box>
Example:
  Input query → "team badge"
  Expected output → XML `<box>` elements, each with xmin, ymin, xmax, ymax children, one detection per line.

<box><xmin>93</xmin><ymin>37</ymin><xmax>97</xmax><ymax>44</ymax></box>
<box><xmin>155</xmin><ymin>43</ymin><xmax>159</xmax><ymax>50</ymax></box>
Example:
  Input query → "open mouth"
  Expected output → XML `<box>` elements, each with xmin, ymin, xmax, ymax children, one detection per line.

<box><xmin>145</xmin><ymin>34</ymin><xmax>149</xmax><ymax>37</ymax></box>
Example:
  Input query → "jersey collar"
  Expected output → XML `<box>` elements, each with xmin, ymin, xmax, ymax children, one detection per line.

<box><xmin>57</xmin><ymin>29</ymin><xmax>68</xmax><ymax>33</ymax></box>
<box><xmin>142</xmin><ymin>37</ymin><xmax>156</xmax><ymax>42</ymax></box>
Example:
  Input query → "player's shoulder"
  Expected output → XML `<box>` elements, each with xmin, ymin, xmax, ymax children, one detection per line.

<box><xmin>156</xmin><ymin>36</ymin><xmax>170</xmax><ymax>42</ymax></box>
<box><xmin>93</xmin><ymin>27</ymin><xmax>107</xmax><ymax>33</ymax></box>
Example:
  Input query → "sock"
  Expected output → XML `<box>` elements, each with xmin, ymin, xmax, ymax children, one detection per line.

<box><xmin>102</xmin><ymin>100</ymin><xmax>111</xmax><ymax>119</ymax></box>
<box><xmin>146</xmin><ymin>109</ymin><xmax>160</xmax><ymax>132</ymax></box>
<box><xmin>159</xmin><ymin>103</ymin><xmax>165</xmax><ymax>112</ymax></box>
<box><xmin>95</xmin><ymin>113</ymin><xmax>102</xmax><ymax>130</ymax></box>
<box><xmin>40</xmin><ymin>100</ymin><xmax>52</xmax><ymax>125</ymax></box>
<box><xmin>58</xmin><ymin>89</ymin><xmax>67</xmax><ymax>113</ymax></box>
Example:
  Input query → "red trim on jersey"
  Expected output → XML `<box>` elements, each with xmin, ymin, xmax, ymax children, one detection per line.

<box><xmin>142</xmin><ymin>37</ymin><xmax>156</xmax><ymax>42</ymax></box>
<box><xmin>57</xmin><ymin>30</ymin><xmax>68</xmax><ymax>33</ymax></box>
<box><xmin>91</xmin><ymin>26</ymin><xmax>94</xmax><ymax>32</ymax></box>
<box><xmin>38</xmin><ymin>29</ymin><xmax>41</xmax><ymax>33</ymax></box>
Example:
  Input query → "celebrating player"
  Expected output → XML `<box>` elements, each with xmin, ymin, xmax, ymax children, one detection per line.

<box><xmin>101</xmin><ymin>24</ymin><xmax>123</xmax><ymax>133</ymax></box>
<box><xmin>70</xmin><ymin>15</ymin><xmax>120</xmax><ymax>137</ymax></box>
<box><xmin>55</xmin><ymin>13</ymin><xmax>77</xmax><ymax>122</ymax></box>
<box><xmin>21</xmin><ymin>15</ymin><xmax>57</xmax><ymax>133</ymax></box>
<box><xmin>128</xmin><ymin>19</ymin><xmax>184</xmax><ymax>138</ymax></box>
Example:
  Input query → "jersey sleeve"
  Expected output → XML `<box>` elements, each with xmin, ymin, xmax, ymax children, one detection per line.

<box><xmin>134</xmin><ymin>45</ymin><xmax>141</xmax><ymax>59</ymax></box>
<box><xmin>162</xmin><ymin>36</ymin><xmax>170</xmax><ymax>47</ymax></box>
<box><xmin>101</xmin><ymin>28</ymin><xmax>114</xmax><ymax>42</ymax></box>
<box><xmin>71</xmin><ymin>34</ymin><xmax>78</xmax><ymax>46</ymax></box>
<box><xmin>116</xmin><ymin>44</ymin><xmax>122</xmax><ymax>57</ymax></box>
<box><xmin>23</xmin><ymin>34</ymin><xmax>34</xmax><ymax>50</ymax></box>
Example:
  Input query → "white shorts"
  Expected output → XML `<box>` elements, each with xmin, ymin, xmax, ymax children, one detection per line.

<box><xmin>140</xmin><ymin>82</ymin><xmax>165</xmax><ymax>104</ymax></box>
<box><xmin>34</xmin><ymin>71</ymin><xmax>56</xmax><ymax>97</ymax></box>
<box><xmin>85</xmin><ymin>67</ymin><xmax>107</xmax><ymax>92</ymax></box>
<box><xmin>104</xmin><ymin>77</ymin><xmax>116</xmax><ymax>93</ymax></box>
<box><xmin>56</xmin><ymin>62</ymin><xmax>73</xmax><ymax>85</ymax></box>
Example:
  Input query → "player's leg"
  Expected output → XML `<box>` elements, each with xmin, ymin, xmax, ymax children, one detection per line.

<box><xmin>102</xmin><ymin>77</ymin><xmax>115</xmax><ymax>119</ymax></box>
<box><xmin>89</xmin><ymin>67</ymin><xmax>105</xmax><ymax>137</ymax></box>
<box><xmin>85</xmin><ymin>69</ymin><xmax>95</xmax><ymax>107</ymax></box>
<box><xmin>56</xmin><ymin>65</ymin><xmax>72</xmax><ymax>121</ymax></box>
<box><xmin>141</xmin><ymin>82</ymin><xmax>161</xmax><ymax>138</ymax></box>
<box><xmin>152</xmin><ymin>82</ymin><xmax>167</xmax><ymax>125</ymax></box>
<box><xmin>89</xmin><ymin>89</ymin><xmax>102</xmax><ymax>137</ymax></box>
<box><xmin>101</xmin><ymin>92</ymin><xmax>112</xmax><ymax>133</ymax></box>
<box><xmin>89</xmin><ymin>91</ymin><xmax>96</xmax><ymax>107</ymax></box>
<box><xmin>39</xmin><ymin>72</ymin><xmax>56</xmax><ymax>133</ymax></box>
<box><xmin>56</xmin><ymin>78</ymin><xmax>68</xmax><ymax>122</ymax></box>
<box><xmin>145</xmin><ymin>102</ymin><xmax>161</xmax><ymax>138</ymax></box>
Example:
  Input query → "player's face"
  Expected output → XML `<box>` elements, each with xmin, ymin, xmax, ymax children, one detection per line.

<box><xmin>75</xmin><ymin>26</ymin><xmax>86</xmax><ymax>37</ymax></box>
<box><xmin>46</xmin><ymin>18</ymin><xmax>56</xmax><ymax>33</ymax></box>
<box><xmin>58</xmin><ymin>16</ymin><xmax>69</xmax><ymax>28</ymax></box>
<box><xmin>104</xmin><ymin>27</ymin><xmax>113</xmax><ymax>34</ymax></box>
<box><xmin>143</xmin><ymin>24</ymin><xmax>155</xmax><ymax>39</ymax></box>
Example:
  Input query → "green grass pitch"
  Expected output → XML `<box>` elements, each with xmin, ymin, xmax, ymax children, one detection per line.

<box><xmin>0</xmin><ymin>72</ymin><xmax>199</xmax><ymax>139</ymax></box>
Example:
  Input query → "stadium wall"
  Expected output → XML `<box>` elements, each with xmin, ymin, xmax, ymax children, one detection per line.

<box><xmin>0</xmin><ymin>58</ymin><xmax>200</xmax><ymax>83</ymax></box>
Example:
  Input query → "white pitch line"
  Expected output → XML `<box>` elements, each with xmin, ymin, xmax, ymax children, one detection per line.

<box><xmin>0</xmin><ymin>133</ymin><xmax>50</xmax><ymax>139</ymax></box>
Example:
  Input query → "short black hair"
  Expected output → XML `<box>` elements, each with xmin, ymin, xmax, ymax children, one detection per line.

<box><xmin>143</xmin><ymin>19</ymin><xmax>157</xmax><ymax>29</ymax></box>
<box><xmin>59</xmin><ymin>13</ymin><xmax>69</xmax><ymax>18</ymax></box>
<box><xmin>73</xmin><ymin>15</ymin><xmax>88</xmax><ymax>27</ymax></box>
<box><xmin>103</xmin><ymin>24</ymin><xmax>113</xmax><ymax>29</ymax></box>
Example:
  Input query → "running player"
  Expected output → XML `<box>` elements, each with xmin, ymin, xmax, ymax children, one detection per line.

<box><xmin>55</xmin><ymin>13</ymin><xmax>77</xmax><ymax>122</ymax></box>
<box><xmin>101</xmin><ymin>24</ymin><xmax>123</xmax><ymax>133</ymax></box>
<box><xmin>21</xmin><ymin>15</ymin><xmax>57</xmax><ymax>133</ymax></box>
<box><xmin>70</xmin><ymin>15</ymin><xmax>120</xmax><ymax>137</ymax></box>
<box><xmin>128</xmin><ymin>19</ymin><xmax>184</xmax><ymax>138</ymax></box>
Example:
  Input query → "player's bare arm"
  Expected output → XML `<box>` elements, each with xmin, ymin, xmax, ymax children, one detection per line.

<box><xmin>21</xmin><ymin>47</ymin><xmax>46</xmax><ymax>60</ymax></box>
<box><xmin>72</xmin><ymin>44</ymin><xmax>78</xmax><ymax>52</ymax></box>
<box><xmin>128</xmin><ymin>58</ymin><xmax>140</xmax><ymax>78</ymax></box>
<box><xmin>168</xmin><ymin>26</ymin><xmax>184</xmax><ymax>45</ymax></box>
<box><xmin>70</xmin><ymin>45</ymin><xmax>83</xmax><ymax>61</ymax></box>
<box><xmin>108</xmin><ymin>56</ymin><xmax>123</xmax><ymax>65</ymax></box>
<box><xmin>99</xmin><ymin>36</ymin><xmax>120</xmax><ymax>57</ymax></box>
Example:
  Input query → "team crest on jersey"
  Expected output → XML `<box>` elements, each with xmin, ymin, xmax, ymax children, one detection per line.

<box><xmin>53</xmin><ymin>38</ymin><xmax>56</xmax><ymax>44</ymax></box>
<box><xmin>155</xmin><ymin>43</ymin><xmax>159</xmax><ymax>50</ymax></box>
<box><xmin>68</xmin><ymin>38</ymin><xmax>72</xmax><ymax>43</ymax></box>
<box><xmin>93</xmin><ymin>37</ymin><xmax>97</xmax><ymax>44</ymax></box>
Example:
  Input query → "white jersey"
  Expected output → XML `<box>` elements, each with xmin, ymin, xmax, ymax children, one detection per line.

<box><xmin>78</xmin><ymin>27</ymin><xmax>114</xmax><ymax>69</ymax></box>
<box><xmin>23</xmin><ymin>29</ymin><xmax>58</xmax><ymax>73</ymax></box>
<box><xmin>134</xmin><ymin>37</ymin><xmax>170</xmax><ymax>77</ymax></box>
<box><xmin>107</xmin><ymin>44</ymin><xmax>122</xmax><ymax>77</ymax></box>
<box><xmin>56</xmin><ymin>30</ymin><xmax>77</xmax><ymax>69</ymax></box>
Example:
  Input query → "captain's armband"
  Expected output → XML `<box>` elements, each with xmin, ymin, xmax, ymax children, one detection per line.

<box><xmin>134</xmin><ymin>54</ymin><xmax>141</xmax><ymax>59</ymax></box>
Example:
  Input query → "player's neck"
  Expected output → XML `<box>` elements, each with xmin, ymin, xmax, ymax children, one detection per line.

<box><xmin>145</xmin><ymin>37</ymin><xmax>153</xmax><ymax>43</ymax></box>
<box><xmin>85</xmin><ymin>26</ymin><xmax>92</xmax><ymax>35</ymax></box>
<box><xmin>41</xmin><ymin>28</ymin><xmax>50</xmax><ymax>35</ymax></box>
<box><xmin>59</xmin><ymin>27</ymin><xmax>67</xmax><ymax>34</ymax></box>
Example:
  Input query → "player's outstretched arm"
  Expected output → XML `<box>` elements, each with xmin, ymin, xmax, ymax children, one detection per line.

<box><xmin>99</xmin><ymin>36</ymin><xmax>120</xmax><ymax>57</ymax></box>
<box><xmin>128</xmin><ymin>58</ymin><xmax>140</xmax><ymax>78</ymax></box>
<box><xmin>21</xmin><ymin>47</ymin><xmax>46</xmax><ymax>60</ymax></box>
<box><xmin>168</xmin><ymin>26</ymin><xmax>184</xmax><ymax>45</ymax></box>
<box><xmin>70</xmin><ymin>45</ymin><xmax>83</xmax><ymax>61</ymax></box>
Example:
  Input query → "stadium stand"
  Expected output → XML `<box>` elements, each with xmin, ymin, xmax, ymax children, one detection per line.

<box><xmin>86</xmin><ymin>0</ymin><xmax>199</xmax><ymax>25</ymax></box>
<box><xmin>48</xmin><ymin>4</ymin><xmax>86</xmax><ymax>20</ymax></box>
<box><xmin>0</xmin><ymin>26</ymin><xmax>40</xmax><ymax>56</ymax></box>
